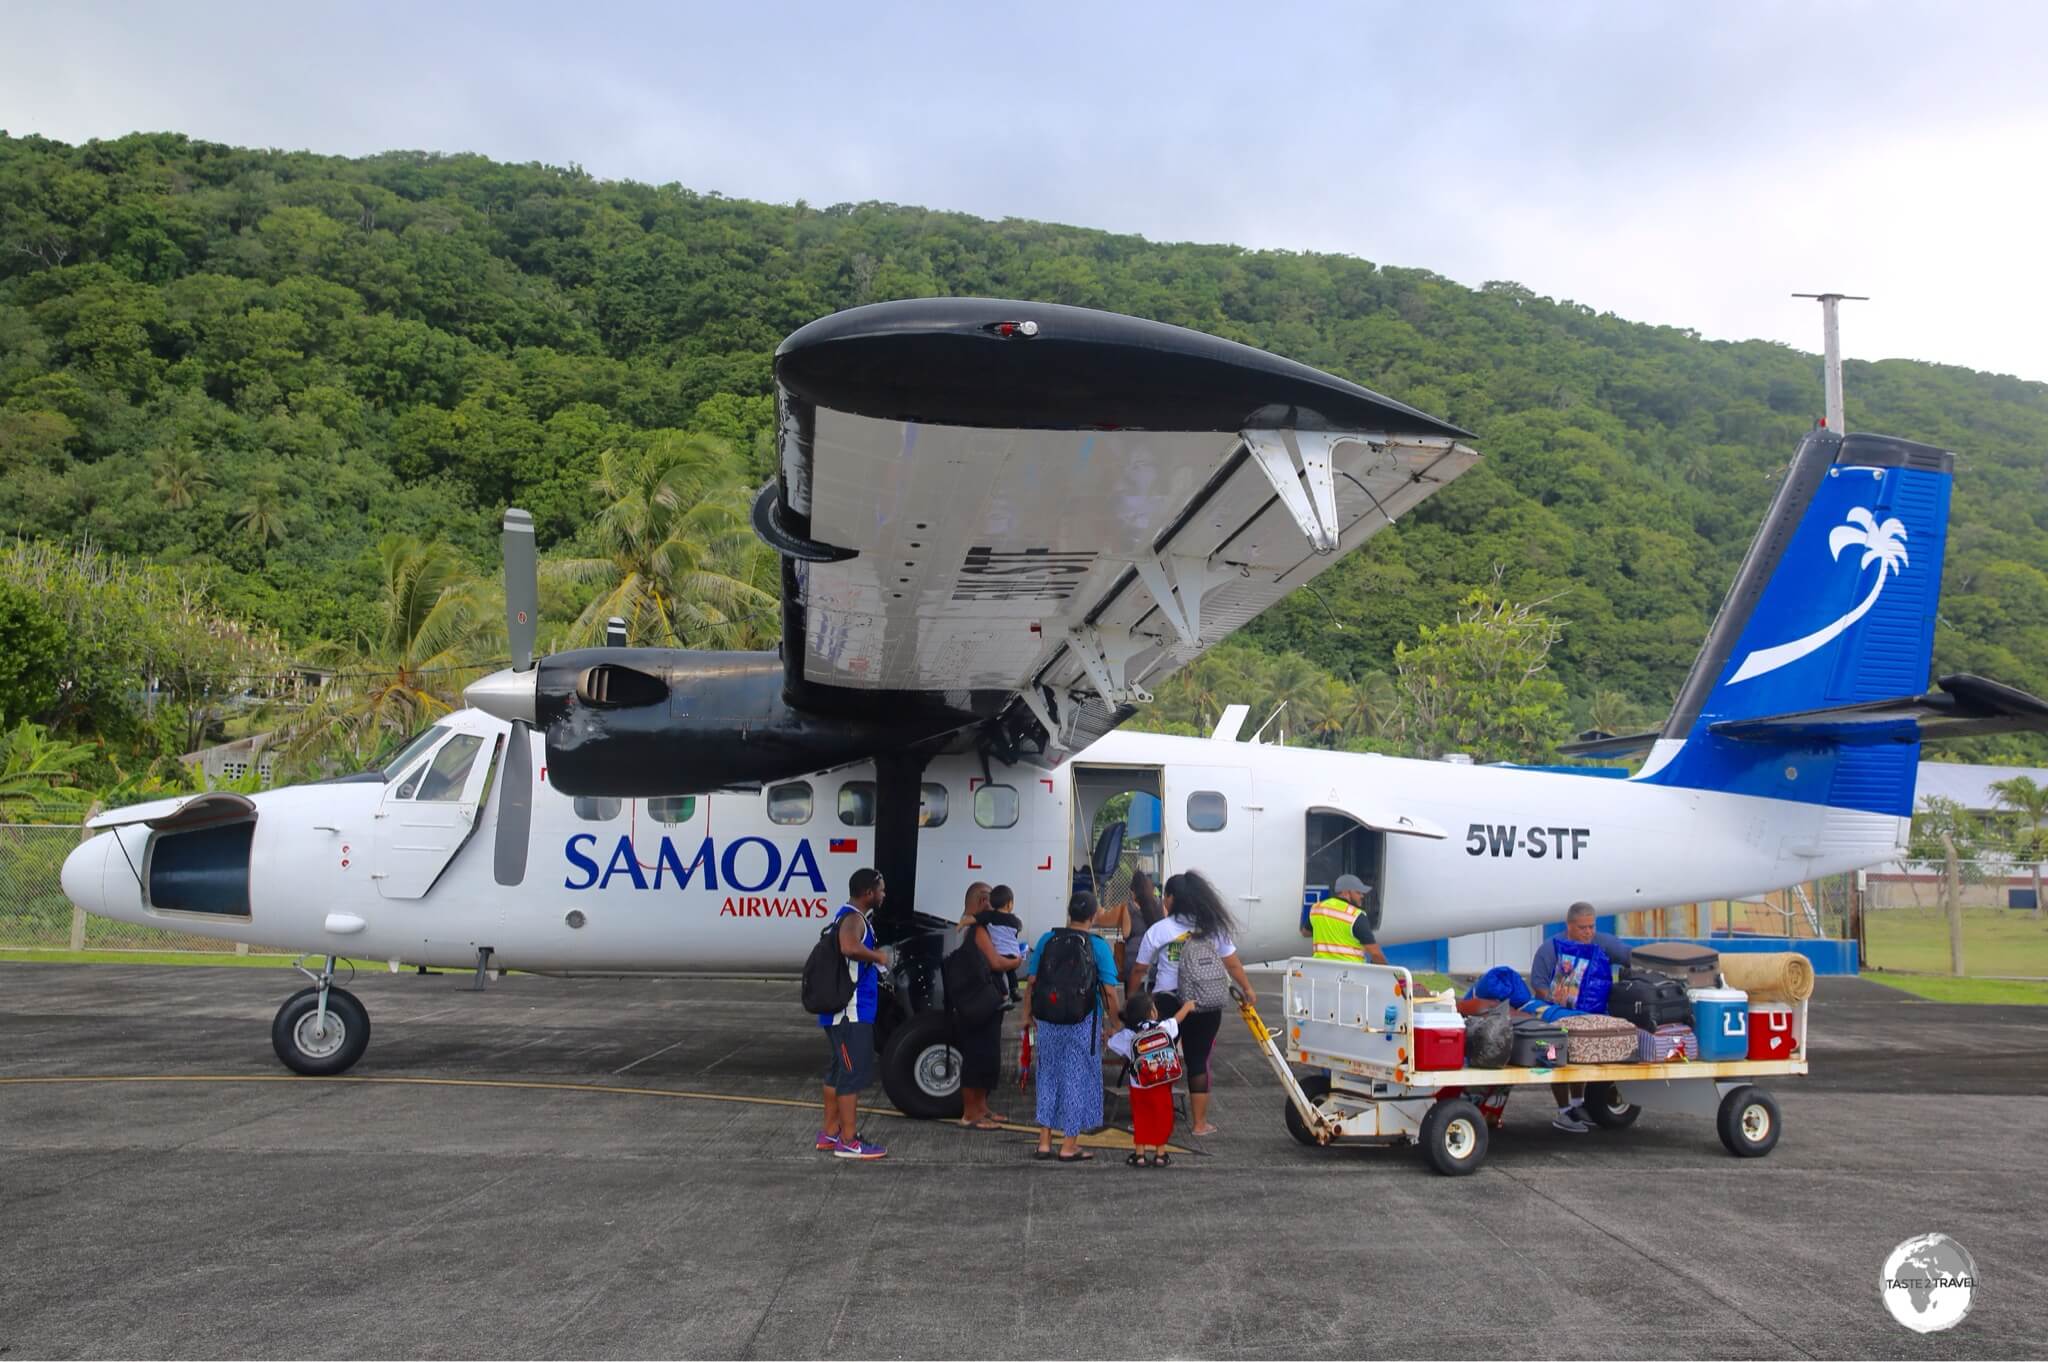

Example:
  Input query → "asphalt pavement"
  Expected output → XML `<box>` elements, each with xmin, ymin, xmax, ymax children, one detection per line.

<box><xmin>2</xmin><ymin>962</ymin><xmax>2043</xmax><ymax>1359</ymax></box>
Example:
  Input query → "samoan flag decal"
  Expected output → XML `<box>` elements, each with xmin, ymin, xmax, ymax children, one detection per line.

<box><xmin>829</xmin><ymin>838</ymin><xmax>857</xmax><ymax>854</ymax></box>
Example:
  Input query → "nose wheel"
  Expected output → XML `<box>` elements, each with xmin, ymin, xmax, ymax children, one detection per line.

<box><xmin>272</xmin><ymin>955</ymin><xmax>371</xmax><ymax>1076</ymax></box>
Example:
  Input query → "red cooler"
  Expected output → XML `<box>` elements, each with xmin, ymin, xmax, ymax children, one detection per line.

<box><xmin>1414</xmin><ymin>1008</ymin><xmax>1466</xmax><ymax>1070</ymax></box>
<box><xmin>1748</xmin><ymin>1002</ymin><xmax>1797</xmax><ymax>1060</ymax></box>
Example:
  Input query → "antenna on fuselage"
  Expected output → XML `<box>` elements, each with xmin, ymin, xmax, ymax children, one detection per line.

<box><xmin>1248</xmin><ymin>700</ymin><xmax>1288</xmax><ymax>745</ymax></box>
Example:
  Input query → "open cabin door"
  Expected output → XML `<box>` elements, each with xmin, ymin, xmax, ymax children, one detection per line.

<box><xmin>373</xmin><ymin>730</ymin><xmax>500</xmax><ymax>899</ymax></box>
<box><xmin>1305</xmin><ymin>796</ymin><xmax>1447</xmax><ymax>934</ymax></box>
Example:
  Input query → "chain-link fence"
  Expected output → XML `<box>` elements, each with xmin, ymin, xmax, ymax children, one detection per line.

<box><xmin>0</xmin><ymin>823</ymin><xmax>255</xmax><ymax>953</ymax></box>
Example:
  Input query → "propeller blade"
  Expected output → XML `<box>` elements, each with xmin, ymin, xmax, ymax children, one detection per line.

<box><xmin>503</xmin><ymin>508</ymin><xmax>538</xmax><ymax>672</ymax></box>
<box><xmin>494</xmin><ymin>720</ymin><xmax>533</xmax><ymax>887</ymax></box>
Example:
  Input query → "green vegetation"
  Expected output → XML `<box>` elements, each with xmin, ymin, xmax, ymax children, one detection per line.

<box><xmin>1862</xmin><ymin>973</ymin><xmax>2048</xmax><ymax>1005</ymax></box>
<box><xmin>3</xmin><ymin>129</ymin><xmax>2047</xmax><ymax>802</ymax></box>
<box><xmin>1864</xmin><ymin>907</ymin><xmax>2048</xmax><ymax>978</ymax></box>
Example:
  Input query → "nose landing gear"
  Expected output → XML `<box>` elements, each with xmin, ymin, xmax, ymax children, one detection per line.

<box><xmin>272</xmin><ymin>954</ymin><xmax>371</xmax><ymax>1076</ymax></box>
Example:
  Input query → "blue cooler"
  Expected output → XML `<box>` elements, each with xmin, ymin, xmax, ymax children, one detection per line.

<box><xmin>1688</xmin><ymin>986</ymin><xmax>1750</xmax><ymax>1060</ymax></box>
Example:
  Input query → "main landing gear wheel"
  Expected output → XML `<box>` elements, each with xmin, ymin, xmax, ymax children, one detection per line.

<box><xmin>880</xmin><ymin>1010</ymin><xmax>965</xmax><ymax>1120</ymax></box>
<box><xmin>1716</xmin><ymin>1085</ymin><xmax>1781</xmax><ymax>1158</ymax></box>
<box><xmin>1419</xmin><ymin>1097</ymin><xmax>1489</xmax><ymax>1176</ymax></box>
<box><xmin>1585</xmin><ymin>1082</ymin><xmax>1642</xmax><ymax>1130</ymax></box>
<box><xmin>272</xmin><ymin>986</ymin><xmax>370</xmax><ymax>1076</ymax></box>
<box><xmin>1284</xmin><ymin>1073</ymin><xmax>1331</xmax><ymax>1147</ymax></box>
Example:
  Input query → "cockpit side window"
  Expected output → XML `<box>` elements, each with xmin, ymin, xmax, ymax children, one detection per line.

<box><xmin>381</xmin><ymin>725</ymin><xmax>449</xmax><ymax>781</ymax></box>
<box><xmin>414</xmin><ymin>734</ymin><xmax>485</xmax><ymax>801</ymax></box>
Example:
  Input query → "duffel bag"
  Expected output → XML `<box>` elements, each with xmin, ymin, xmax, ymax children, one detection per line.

<box><xmin>1638</xmin><ymin>1023</ymin><xmax>1699</xmax><ymax>1062</ymax></box>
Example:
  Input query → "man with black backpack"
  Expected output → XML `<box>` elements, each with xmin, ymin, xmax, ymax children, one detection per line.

<box><xmin>808</xmin><ymin>868</ymin><xmax>893</xmax><ymax>1160</ymax></box>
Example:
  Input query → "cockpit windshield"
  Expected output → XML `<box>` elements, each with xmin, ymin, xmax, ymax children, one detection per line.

<box><xmin>379</xmin><ymin>725</ymin><xmax>449</xmax><ymax>782</ymax></box>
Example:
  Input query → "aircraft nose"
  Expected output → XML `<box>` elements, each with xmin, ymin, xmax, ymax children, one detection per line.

<box><xmin>465</xmin><ymin>667</ymin><xmax>537</xmax><ymax>724</ymax></box>
<box><xmin>61</xmin><ymin>833</ymin><xmax>111</xmax><ymax>915</ymax></box>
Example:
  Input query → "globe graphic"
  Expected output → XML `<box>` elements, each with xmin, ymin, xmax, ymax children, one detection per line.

<box><xmin>1880</xmin><ymin>1234</ymin><xmax>1976</xmax><ymax>1333</ymax></box>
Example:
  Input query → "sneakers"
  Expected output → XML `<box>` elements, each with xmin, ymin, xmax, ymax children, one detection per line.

<box><xmin>833</xmin><ymin>1135</ymin><xmax>888</xmax><ymax>1160</ymax></box>
<box><xmin>1552</xmin><ymin>1109</ymin><xmax>1592</xmax><ymax>1133</ymax></box>
<box><xmin>815</xmin><ymin>1131</ymin><xmax>842</xmax><ymax>1151</ymax></box>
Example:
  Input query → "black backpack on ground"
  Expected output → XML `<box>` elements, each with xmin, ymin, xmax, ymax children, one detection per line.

<box><xmin>943</xmin><ymin>929</ymin><xmax>1006</xmax><ymax>1026</ymax></box>
<box><xmin>1608</xmin><ymin>969</ymin><xmax>1692</xmax><ymax>1029</ymax></box>
<box><xmin>801</xmin><ymin>913</ymin><xmax>858</xmax><ymax>1016</ymax></box>
<box><xmin>1033</xmin><ymin>928</ymin><xmax>1099</xmax><ymax>1025</ymax></box>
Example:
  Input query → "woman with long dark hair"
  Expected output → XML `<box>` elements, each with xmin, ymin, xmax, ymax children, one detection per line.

<box><xmin>1128</xmin><ymin>869</ymin><xmax>1257</xmax><ymax>1137</ymax></box>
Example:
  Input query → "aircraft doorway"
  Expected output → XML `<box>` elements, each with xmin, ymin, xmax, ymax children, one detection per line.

<box><xmin>1304</xmin><ymin>811</ymin><xmax>1385</xmax><ymax>934</ymax></box>
<box><xmin>1070</xmin><ymin>765</ymin><xmax>1164</xmax><ymax>914</ymax></box>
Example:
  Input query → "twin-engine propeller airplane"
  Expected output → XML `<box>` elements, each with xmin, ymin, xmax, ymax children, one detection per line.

<box><xmin>61</xmin><ymin>299</ymin><xmax>2048</xmax><ymax>1117</ymax></box>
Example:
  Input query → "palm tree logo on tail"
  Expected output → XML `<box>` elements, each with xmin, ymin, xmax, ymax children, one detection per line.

<box><xmin>1728</xmin><ymin>507</ymin><xmax>1908</xmax><ymax>684</ymax></box>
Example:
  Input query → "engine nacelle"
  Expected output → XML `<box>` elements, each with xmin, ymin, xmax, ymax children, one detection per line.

<box><xmin>533</xmin><ymin>649</ymin><xmax>977</xmax><ymax>797</ymax></box>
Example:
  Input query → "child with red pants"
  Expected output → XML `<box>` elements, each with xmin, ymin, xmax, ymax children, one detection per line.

<box><xmin>1107</xmin><ymin>992</ymin><xmax>1196</xmax><ymax>1166</ymax></box>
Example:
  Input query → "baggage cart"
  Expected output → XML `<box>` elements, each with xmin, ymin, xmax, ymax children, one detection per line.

<box><xmin>1238</xmin><ymin>960</ymin><xmax>1807</xmax><ymax>1176</ymax></box>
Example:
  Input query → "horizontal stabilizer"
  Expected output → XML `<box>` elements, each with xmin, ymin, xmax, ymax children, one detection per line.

<box><xmin>1707</xmin><ymin>673</ymin><xmax>2048</xmax><ymax>745</ymax></box>
<box><xmin>1556</xmin><ymin>729</ymin><xmax>1661</xmax><ymax>759</ymax></box>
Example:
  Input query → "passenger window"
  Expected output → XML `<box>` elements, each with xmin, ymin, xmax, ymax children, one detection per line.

<box><xmin>574</xmin><ymin>796</ymin><xmax>622</xmax><ymax>821</ymax></box>
<box><xmin>838</xmin><ymin>781</ymin><xmax>876</xmax><ymax>826</ymax></box>
<box><xmin>415</xmin><ymin>735</ymin><xmax>485</xmax><ymax>801</ymax></box>
<box><xmin>648</xmin><ymin>795</ymin><xmax>696</xmax><ymax>825</ymax></box>
<box><xmin>920</xmin><ymin>782</ymin><xmax>948</xmax><ymax>829</ymax></box>
<box><xmin>768</xmin><ymin>781</ymin><xmax>813</xmax><ymax>825</ymax></box>
<box><xmin>1187</xmin><ymin>791</ymin><xmax>1227</xmax><ymax>832</ymax></box>
<box><xmin>974</xmin><ymin>783</ymin><xmax>1018</xmax><ymax>829</ymax></box>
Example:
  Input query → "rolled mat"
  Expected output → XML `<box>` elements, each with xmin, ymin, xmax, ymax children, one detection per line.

<box><xmin>1716</xmin><ymin>952</ymin><xmax>1815</xmax><ymax>1003</ymax></box>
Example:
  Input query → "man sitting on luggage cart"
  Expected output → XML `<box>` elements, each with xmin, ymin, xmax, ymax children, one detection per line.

<box><xmin>1530</xmin><ymin>902</ymin><xmax>1632</xmax><ymax>1133</ymax></box>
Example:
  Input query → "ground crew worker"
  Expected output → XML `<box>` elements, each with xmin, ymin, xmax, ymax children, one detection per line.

<box><xmin>1304</xmin><ymin>874</ymin><xmax>1388</xmax><ymax>965</ymax></box>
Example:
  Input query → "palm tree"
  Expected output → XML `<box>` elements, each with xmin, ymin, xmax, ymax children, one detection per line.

<box><xmin>273</xmin><ymin>537</ymin><xmax>494</xmax><ymax>771</ymax></box>
<box><xmin>1990</xmin><ymin>774</ymin><xmax>2048</xmax><ymax>922</ymax></box>
<box><xmin>549</xmin><ymin>435</ymin><xmax>778</xmax><ymax>649</ymax></box>
<box><xmin>0</xmin><ymin>719</ymin><xmax>96</xmax><ymax>823</ymax></box>
<box><xmin>234</xmin><ymin>480</ymin><xmax>287</xmax><ymax>546</ymax></box>
<box><xmin>149</xmin><ymin>446</ymin><xmax>212</xmax><ymax>510</ymax></box>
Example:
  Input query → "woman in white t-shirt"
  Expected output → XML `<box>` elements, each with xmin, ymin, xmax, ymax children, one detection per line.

<box><xmin>1129</xmin><ymin>870</ymin><xmax>1257</xmax><ymax>1137</ymax></box>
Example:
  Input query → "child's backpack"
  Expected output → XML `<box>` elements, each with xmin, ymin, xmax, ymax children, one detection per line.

<box><xmin>800</xmin><ymin>914</ymin><xmax>856</xmax><ymax>1016</ymax></box>
<box><xmin>1033</xmin><ymin>928</ymin><xmax>1099</xmax><ymax>1025</ymax></box>
<box><xmin>1129</xmin><ymin>1022</ymin><xmax>1184</xmax><ymax>1089</ymax></box>
<box><xmin>1176</xmin><ymin>932</ymin><xmax>1230</xmax><ymax>1011</ymax></box>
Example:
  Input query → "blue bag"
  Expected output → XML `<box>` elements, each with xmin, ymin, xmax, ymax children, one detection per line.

<box><xmin>1550</xmin><ymin>939</ymin><xmax>1613</xmax><ymax>1015</ymax></box>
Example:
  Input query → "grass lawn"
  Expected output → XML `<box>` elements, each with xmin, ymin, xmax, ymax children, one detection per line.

<box><xmin>1864</xmin><ymin>906</ymin><xmax>2048</xmax><ymax>978</ymax></box>
<box><xmin>1862</xmin><ymin>973</ymin><xmax>2048</xmax><ymax>1005</ymax></box>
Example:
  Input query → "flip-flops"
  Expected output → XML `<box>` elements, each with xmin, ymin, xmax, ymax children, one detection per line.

<box><xmin>1032</xmin><ymin>1148</ymin><xmax>1056</xmax><ymax>1160</ymax></box>
<box><xmin>961</xmin><ymin>1119</ymin><xmax>1005</xmax><ymax>1131</ymax></box>
<box><xmin>1056</xmin><ymin>1149</ymin><xmax>1094</xmax><ymax>1163</ymax></box>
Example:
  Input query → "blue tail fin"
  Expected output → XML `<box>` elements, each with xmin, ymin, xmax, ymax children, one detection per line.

<box><xmin>1637</xmin><ymin>430</ymin><xmax>1953</xmax><ymax>814</ymax></box>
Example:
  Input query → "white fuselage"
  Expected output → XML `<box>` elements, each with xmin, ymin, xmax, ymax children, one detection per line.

<box><xmin>63</xmin><ymin>711</ymin><xmax>1906</xmax><ymax>971</ymax></box>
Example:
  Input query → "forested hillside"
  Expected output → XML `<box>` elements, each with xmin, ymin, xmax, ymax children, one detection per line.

<box><xmin>2</xmin><ymin>130</ymin><xmax>2045</xmax><ymax>802</ymax></box>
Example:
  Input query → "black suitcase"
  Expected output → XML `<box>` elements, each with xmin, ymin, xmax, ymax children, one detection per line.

<box><xmin>1608</xmin><ymin>970</ymin><xmax>1693</xmax><ymax>1029</ymax></box>
<box><xmin>1510</xmin><ymin>1018</ymin><xmax>1568</xmax><ymax>1067</ymax></box>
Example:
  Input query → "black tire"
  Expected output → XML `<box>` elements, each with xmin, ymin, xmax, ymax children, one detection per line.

<box><xmin>1584</xmin><ymin>1082</ymin><xmax>1642</xmax><ymax>1130</ymax></box>
<box><xmin>271</xmin><ymin>986</ymin><xmax>370</xmax><ymax>1076</ymax></box>
<box><xmin>1419</xmin><ymin>1097</ymin><xmax>1489</xmax><ymax>1176</ymax></box>
<box><xmin>1716</xmin><ymin>1085</ymin><xmax>1781</xmax><ymax>1158</ymax></box>
<box><xmin>879</xmin><ymin>1009</ymin><xmax>965</xmax><ymax>1120</ymax></box>
<box><xmin>1283</xmin><ymin>1072</ymin><xmax>1332</xmax><ymax>1147</ymax></box>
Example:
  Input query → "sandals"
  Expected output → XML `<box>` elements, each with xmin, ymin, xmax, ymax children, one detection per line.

<box><xmin>1032</xmin><ymin>1148</ymin><xmax>1056</xmax><ymax>1160</ymax></box>
<box><xmin>961</xmin><ymin>1119</ymin><xmax>1005</xmax><ymax>1131</ymax></box>
<box><xmin>1155</xmin><ymin>1152</ymin><xmax>1172</xmax><ymax>1167</ymax></box>
<box><xmin>1126</xmin><ymin>1152</ymin><xmax>1144</xmax><ymax>1167</ymax></box>
<box><xmin>1055</xmin><ymin>1149</ymin><xmax>1095</xmax><ymax>1163</ymax></box>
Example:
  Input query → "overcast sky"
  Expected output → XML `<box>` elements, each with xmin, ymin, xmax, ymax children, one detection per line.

<box><xmin>5</xmin><ymin>1</ymin><xmax>2046</xmax><ymax>382</ymax></box>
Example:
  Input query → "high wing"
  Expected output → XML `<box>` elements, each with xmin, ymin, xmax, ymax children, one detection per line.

<box><xmin>758</xmin><ymin>298</ymin><xmax>1479</xmax><ymax>762</ymax></box>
